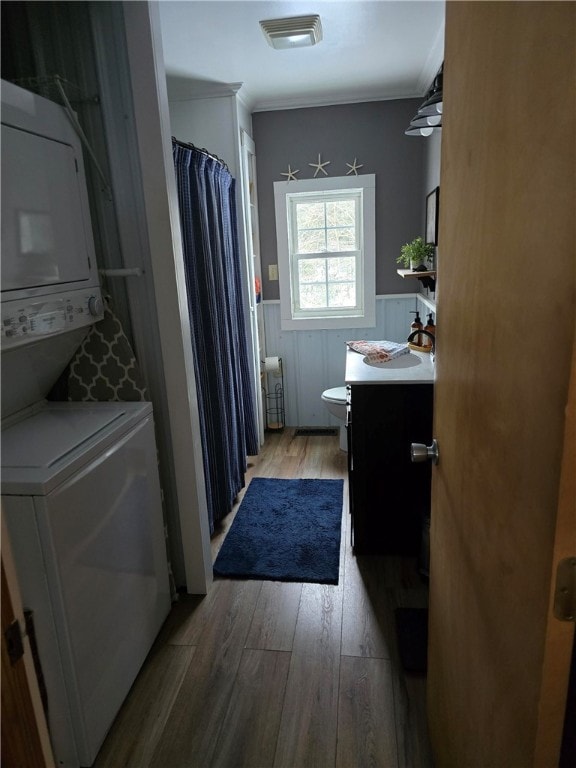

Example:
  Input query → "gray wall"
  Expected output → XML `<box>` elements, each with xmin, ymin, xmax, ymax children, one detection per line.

<box><xmin>421</xmin><ymin>130</ymin><xmax>442</xmax><ymax>300</ymax></box>
<box><xmin>253</xmin><ymin>99</ymin><xmax>425</xmax><ymax>299</ymax></box>
<box><xmin>424</xmin><ymin>129</ymin><xmax>442</xmax><ymax>199</ymax></box>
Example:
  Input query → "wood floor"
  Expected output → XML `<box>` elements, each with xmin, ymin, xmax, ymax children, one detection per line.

<box><xmin>94</xmin><ymin>430</ymin><xmax>433</xmax><ymax>768</ymax></box>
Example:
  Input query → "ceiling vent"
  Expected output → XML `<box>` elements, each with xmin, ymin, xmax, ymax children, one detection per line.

<box><xmin>260</xmin><ymin>15</ymin><xmax>323</xmax><ymax>49</ymax></box>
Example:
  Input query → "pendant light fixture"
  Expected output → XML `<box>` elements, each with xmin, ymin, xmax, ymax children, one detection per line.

<box><xmin>260</xmin><ymin>15</ymin><xmax>323</xmax><ymax>49</ymax></box>
<box><xmin>418</xmin><ymin>69</ymin><xmax>443</xmax><ymax>116</ymax></box>
<box><xmin>405</xmin><ymin>64</ymin><xmax>443</xmax><ymax>136</ymax></box>
<box><xmin>409</xmin><ymin>114</ymin><xmax>442</xmax><ymax>128</ymax></box>
<box><xmin>405</xmin><ymin>124</ymin><xmax>438</xmax><ymax>137</ymax></box>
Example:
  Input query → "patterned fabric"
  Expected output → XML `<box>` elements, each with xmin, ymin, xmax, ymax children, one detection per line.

<box><xmin>66</xmin><ymin>304</ymin><xmax>148</xmax><ymax>401</ymax></box>
<box><xmin>346</xmin><ymin>339</ymin><xmax>410</xmax><ymax>363</ymax></box>
<box><xmin>173</xmin><ymin>141</ymin><xmax>259</xmax><ymax>534</ymax></box>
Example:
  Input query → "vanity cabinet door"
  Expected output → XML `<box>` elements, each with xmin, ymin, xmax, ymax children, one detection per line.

<box><xmin>350</xmin><ymin>383</ymin><xmax>433</xmax><ymax>554</ymax></box>
<box><xmin>345</xmin><ymin>393</ymin><xmax>354</xmax><ymax>547</ymax></box>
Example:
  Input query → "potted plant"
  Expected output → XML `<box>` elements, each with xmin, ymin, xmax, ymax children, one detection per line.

<box><xmin>396</xmin><ymin>236</ymin><xmax>435</xmax><ymax>270</ymax></box>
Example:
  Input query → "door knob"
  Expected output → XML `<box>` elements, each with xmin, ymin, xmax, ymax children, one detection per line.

<box><xmin>411</xmin><ymin>439</ymin><xmax>439</xmax><ymax>465</ymax></box>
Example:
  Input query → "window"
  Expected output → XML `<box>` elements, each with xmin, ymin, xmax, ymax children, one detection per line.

<box><xmin>274</xmin><ymin>175</ymin><xmax>375</xmax><ymax>331</ymax></box>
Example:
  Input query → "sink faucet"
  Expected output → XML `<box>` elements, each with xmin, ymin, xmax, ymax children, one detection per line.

<box><xmin>407</xmin><ymin>329</ymin><xmax>436</xmax><ymax>353</ymax></box>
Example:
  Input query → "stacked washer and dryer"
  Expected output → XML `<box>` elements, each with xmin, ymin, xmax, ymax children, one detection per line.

<box><xmin>1</xmin><ymin>80</ymin><xmax>171</xmax><ymax>766</ymax></box>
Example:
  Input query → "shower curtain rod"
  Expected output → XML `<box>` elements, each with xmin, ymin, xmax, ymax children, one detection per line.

<box><xmin>172</xmin><ymin>137</ymin><xmax>230</xmax><ymax>173</ymax></box>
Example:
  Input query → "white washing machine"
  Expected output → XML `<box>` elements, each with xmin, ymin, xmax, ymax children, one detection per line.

<box><xmin>2</xmin><ymin>401</ymin><xmax>171</xmax><ymax>767</ymax></box>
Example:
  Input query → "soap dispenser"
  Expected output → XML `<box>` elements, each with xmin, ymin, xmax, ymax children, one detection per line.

<box><xmin>423</xmin><ymin>313</ymin><xmax>436</xmax><ymax>349</ymax></box>
<box><xmin>409</xmin><ymin>311</ymin><xmax>423</xmax><ymax>346</ymax></box>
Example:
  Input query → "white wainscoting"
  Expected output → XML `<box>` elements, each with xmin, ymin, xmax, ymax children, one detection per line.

<box><xmin>262</xmin><ymin>294</ymin><xmax>421</xmax><ymax>427</ymax></box>
<box><xmin>417</xmin><ymin>293</ymin><xmax>436</xmax><ymax>324</ymax></box>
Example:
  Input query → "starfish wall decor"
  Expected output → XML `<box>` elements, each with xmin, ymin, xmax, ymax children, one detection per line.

<box><xmin>279</xmin><ymin>155</ymin><xmax>365</xmax><ymax>180</ymax></box>
<box><xmin>308</xmin><ymin>153</ymin><xmax>331</xmax><ymax>177</ymax></box>
<box><xmin>346</xmin><ymin>158</ymin><xmax>364</xmax><ymax>175</ymax></box>
<box><xmin>281</xmin><ymin>165</ymin><xmax>299</xmax><ymax>181</ymax></box>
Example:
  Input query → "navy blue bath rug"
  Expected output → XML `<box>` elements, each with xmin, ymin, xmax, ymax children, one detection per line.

<box><xmin>213</xmin><ymin>477</ymin><xmax>344</xmax><ymax>585</ymax></box>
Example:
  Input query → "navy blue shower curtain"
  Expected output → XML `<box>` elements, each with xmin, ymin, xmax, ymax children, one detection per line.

<box><xmin>173</xmin><ymin>140</ymin><xmax>258</xmax><ymax>534</ymax></box>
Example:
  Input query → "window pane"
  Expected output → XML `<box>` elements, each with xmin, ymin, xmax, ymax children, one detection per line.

<box><xmin>296</xmin><ymin>202</ymin><xmax>325</xmax><ymax>229</ymax></box>
<box><xmin>327</xmin><ymin>227</ymin><xmax>356</xmax><ymax>251</ymax></box>
<box><xmin>327</xmin><ymin>256</ymin><xmax>355</xmax><ymax>282</ymax></box>
<box><xmin>326</xmin><ymin>199</ymin><xmax>355</xmax><ymax>227</ymax></box>
<box><xmin>328</xmin><ymin>282</ymin><xmax>356</xmax><ymax>308</ymax></box>
<box><xmin>298</xmin><ymin>228</ymin><xmax>326</xmax><ymax>253</ymax></box>
<box><xmin>298</xmin><ymin>258</ymin><xmax>326</xmax><ymax>284</ymax></box>
<box><xmin>300</xmin><ymin>283</ymin><xmax>327</xmax><ymax>309</ymax></box>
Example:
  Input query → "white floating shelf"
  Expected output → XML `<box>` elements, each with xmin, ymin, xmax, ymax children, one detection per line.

<box><xmin>397</xmin><ymin>269</ymin><xmax>437</xmax><ymax>278</ymax></box>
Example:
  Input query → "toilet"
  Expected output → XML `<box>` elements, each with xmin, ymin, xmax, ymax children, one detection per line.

<box><xmin>321</xmin><ymin>386</ymin><xmax>348</xmax><ymax>451</ymax></box>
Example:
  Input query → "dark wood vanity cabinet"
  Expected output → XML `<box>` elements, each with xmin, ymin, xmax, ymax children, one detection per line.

<box><xmin>347</xmin><ymin>383</ymin><xmax>434</xmax><ymax>555</ymax></box>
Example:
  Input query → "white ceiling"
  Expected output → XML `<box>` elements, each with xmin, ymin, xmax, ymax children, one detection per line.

<box><xmin>159</xmin><ymin>0</ymin><xmax>445</xmax><ymax>111</ymax></box>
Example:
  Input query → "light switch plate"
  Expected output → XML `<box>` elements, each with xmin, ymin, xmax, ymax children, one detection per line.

<box><xmin>268</xmin><ymin>264</ymin><xmax>279</xmax><ymax>281</ymax></box>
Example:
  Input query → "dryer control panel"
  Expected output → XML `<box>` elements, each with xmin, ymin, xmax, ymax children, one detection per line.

<box><xmin>1</xmin><ymin>287</ymin><xmax>104</xmax><ymax>350</ymax></box>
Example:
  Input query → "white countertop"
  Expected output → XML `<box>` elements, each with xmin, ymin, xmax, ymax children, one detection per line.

<box><xmin>345</xmin><ymin>347</ymin><xmax>435</xmax><ymax>385</ymax></box>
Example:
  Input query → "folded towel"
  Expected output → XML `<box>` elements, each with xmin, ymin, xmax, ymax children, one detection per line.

<box><xmin>346</xmin><ymin>340</ymin><xmax>410</xmax><ymax>363</ymax></box>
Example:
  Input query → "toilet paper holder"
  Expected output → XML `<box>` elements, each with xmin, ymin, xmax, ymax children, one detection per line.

<box><xmin>262</xmin><ymin>357</ymin><xmax>285</xmax><ymax>432</ymax></box>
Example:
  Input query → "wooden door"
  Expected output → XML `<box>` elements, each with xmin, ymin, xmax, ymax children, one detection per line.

<box><xmin>427</xmin><ymin>3</ymin><xmax>575</xmax><ymax>766</ymax></box>
<box><xmin>1</xmin><ymin>517</ymin><xmax>55</xmax><ymax>768</ymax></box>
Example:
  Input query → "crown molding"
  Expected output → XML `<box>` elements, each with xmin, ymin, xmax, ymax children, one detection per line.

<box><xmin>253</xmin><ymin>89</ymin><xmax>423</xmax><ymax>113</ymax></box>
<box><xmin>166</xmin><ymin>78</ymin><xmax>243</xmax><ymax>102</ymax></box>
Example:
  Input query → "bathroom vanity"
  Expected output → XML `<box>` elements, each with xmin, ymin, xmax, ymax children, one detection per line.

<box><xmin>345</xmin><ymin>348</ymin><xmax>434</xmax><ymax>555</ymax></box>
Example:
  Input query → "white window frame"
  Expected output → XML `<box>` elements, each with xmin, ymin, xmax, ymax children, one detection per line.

<box><xmin>274</xmin><ymin>174</ymin><xmax>376</xmax><ymax>331</ymax></box>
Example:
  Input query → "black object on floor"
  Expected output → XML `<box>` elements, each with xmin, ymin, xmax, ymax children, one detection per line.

<box><xmin>395</xmin><ymin>607</ymin><xmax>429</xmax><ymax>675</ymax></box>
